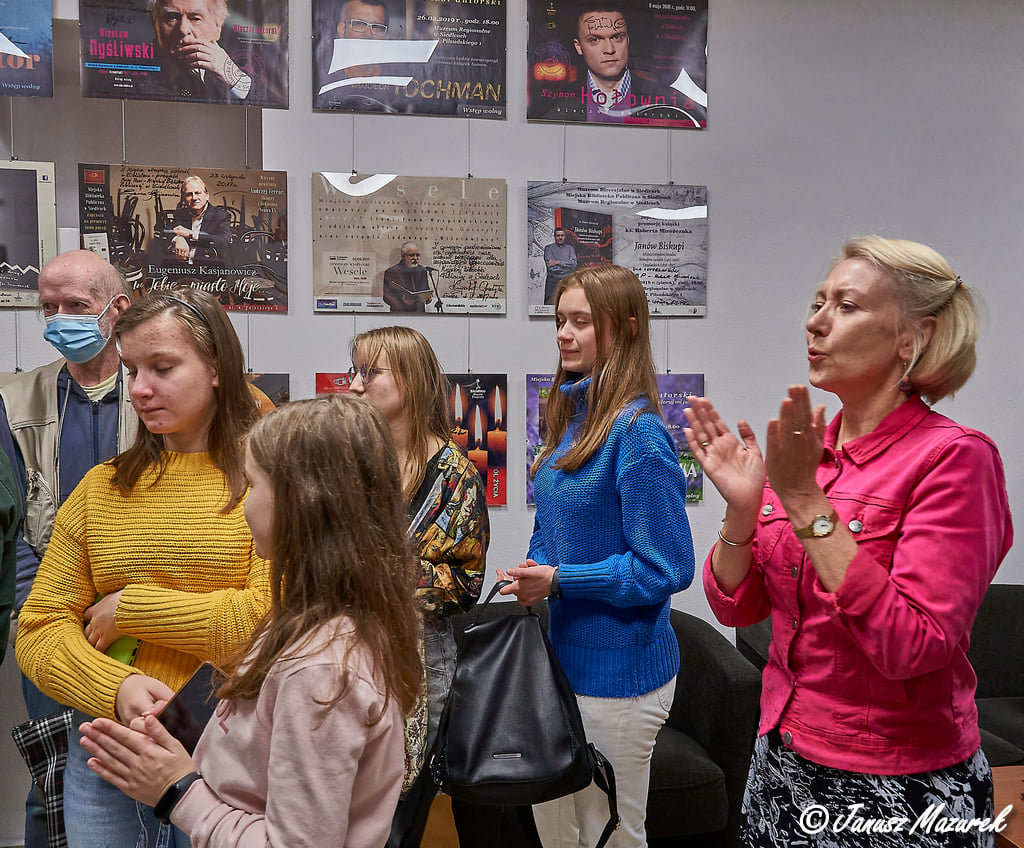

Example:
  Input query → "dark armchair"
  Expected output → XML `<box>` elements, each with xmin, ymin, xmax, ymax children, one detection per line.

<box><xmin>452</xmin><ymin>602</ymin><xmax>761</xmax><ymax>848</ymax></box>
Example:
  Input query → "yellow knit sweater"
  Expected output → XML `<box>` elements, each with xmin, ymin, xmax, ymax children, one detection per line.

<box><xmin>16</xmin><ymin>451</ymin><xmax>271</xmax><ymax>720</ymax></box>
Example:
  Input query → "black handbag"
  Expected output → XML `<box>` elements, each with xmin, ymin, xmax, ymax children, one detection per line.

<box><xmin>432</xmin><ymin>582</ymin><xmax>619</xmax><ymax>848</ymax></box>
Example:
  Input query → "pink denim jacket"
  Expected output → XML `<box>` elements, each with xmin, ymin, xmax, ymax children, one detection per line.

<box><xmin>705</xmin><ymin>395</ymin><xmax>1013</xmax><ymax>775</ymax></box>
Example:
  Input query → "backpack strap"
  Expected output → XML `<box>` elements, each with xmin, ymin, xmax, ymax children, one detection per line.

<box><xmin>590</xmin><ymin>745</ymin><xmax>620</xmax><ymax>848</ymax></box>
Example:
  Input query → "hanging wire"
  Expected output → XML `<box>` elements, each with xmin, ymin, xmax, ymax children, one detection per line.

<box><xmin>466</xmin><ymin>119</ymin><xmax>473</xmax><ymax>178</ymax></box>
<box><xmin>245</xmin><ymin>310</ymin><xmax>252</xmax><ymax>371</ymax></box>
<box><xmin>465</xmin><ymin>313</ymin><xmax>472</xmax><ymax>373</ymax></box>
<box><xmin>561</xmin><ymin>123</ymin><xmax>567</xmax><ymax>182</ymax></box>
<box><xmin>666</xmin><ymin>131</ymin><xmax>674</xmax><ymax>185</ymax></box>
<box><xmin>13</xmin><ymin>310</ymin><xmax>22</xmax><ymax>372</ymax></box>
<box><xmin>121</xmin><ymin>100</ymin><xmax>128</xmax><ymax>163</ymax></box>
<box><xmin>244</xmin><ymin>106</ymin><xmax>251</xmax><ymax>169</ymax></box>
<box><xmin>663</xmin><ymin>316</ymin><xmax>672</xmax><ymax>373</ymax></box>
<box><xmin>8</xmin><ymin>97</ymin><xmax>15</xmax><ymax>159</ymax></box>
<box><xmin>351</xmin><ymin>114</ymin><xmax>357</xmax><ymax>174</ymax></box>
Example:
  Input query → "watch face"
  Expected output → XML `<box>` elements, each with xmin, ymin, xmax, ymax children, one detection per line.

<box><xmin>811</xmin><ymin>515</ymin><xmax>834</xmax><ymax>536</ymax></box>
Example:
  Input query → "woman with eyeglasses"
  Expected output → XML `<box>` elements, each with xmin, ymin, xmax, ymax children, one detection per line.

<box><xmin>16</xmin><ymin>289</ymin><xmax>270</xmax><ymax>848</ymax></box>
<box><xmin>348</xmin><ymin>326</ymin><xmax>488</xmax><ymax>848</ymax></box>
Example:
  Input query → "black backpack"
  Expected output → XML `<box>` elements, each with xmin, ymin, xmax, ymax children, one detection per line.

<box><xmin>432</xmin><ymin>582</ymin><xmax>619</xmax><ymax>848</ymax></box>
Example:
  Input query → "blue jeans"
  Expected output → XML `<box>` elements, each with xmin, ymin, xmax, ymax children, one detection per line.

<box><xmin>21</xmin><ymin>673</ymin><xmax>66</xmax><ymax>848</ymax></box>
<box><xmin>64</xmin><ymin>710</ymin><xmax>189</xmax><ymax>848</ymax></box>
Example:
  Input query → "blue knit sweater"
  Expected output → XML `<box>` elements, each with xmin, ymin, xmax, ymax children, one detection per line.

<box><xmin>529</xmin><ymin>378</ymin><xmax>695</xmax><ymax>698</ymax></box>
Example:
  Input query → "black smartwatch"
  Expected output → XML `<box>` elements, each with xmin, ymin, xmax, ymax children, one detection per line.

<box><xmin>154</xmin><ymin>773</ymin><xmax>202</xmax><ymax>824</ymax></box>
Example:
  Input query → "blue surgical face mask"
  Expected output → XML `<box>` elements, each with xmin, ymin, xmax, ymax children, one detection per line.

<box><xmin>43</xmin><ymin>296</ymin><xmax>117</xmax><ymax>363</ymax></box>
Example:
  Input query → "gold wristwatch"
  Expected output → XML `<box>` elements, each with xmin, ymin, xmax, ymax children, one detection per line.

<box><xmin>793</xmin><ymin>511</ymin><xmax>838</xmax><ymax>539</ymax></box>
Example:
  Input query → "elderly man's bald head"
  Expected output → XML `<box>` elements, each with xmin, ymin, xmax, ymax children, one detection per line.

<box><xmin>38</xmin><ymin>250</ymin><xmax>129</xmax><ymax>307</ymax></box>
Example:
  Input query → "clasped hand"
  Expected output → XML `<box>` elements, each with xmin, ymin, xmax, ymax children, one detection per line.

<box><xmin>84</xmin><ymin>590</ymin><xmax>124</xmax><ymax>653</ymax></box>
<box><xmin>497</xmin><ymin>560</ymin><xmax>555</xmax><ymax>607</ymax></box>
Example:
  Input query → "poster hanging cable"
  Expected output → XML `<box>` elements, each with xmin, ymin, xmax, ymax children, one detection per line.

<box><xmin>663</xmin><ymin>316</ymin><xmax>672</xmax><ymax>373</ymax></box>
<box><xmin>466</xmin><ymin>120</ymin><xmax>473</xmax><ymax>178</ymax></box>
<box><xmin>8</xmin><ymin>97</ymin><xmax>15</xmax><ymax>160</ymax></box>
<box><xmin>351</xmin><ymin>115</ymin><xmax>356</xmax><ymax>174</ymax></box>
<box><xmin>121</xmin><ymin>100</ymin><xmax>128</xmax><ymax>164</ymax></box>
<box><xmin>561</xmin><ymin>123</ymin><xmax>567</xmax><ymax>182</ymax></box>
<box><xmin>14</xmin><ymin>310</ymin><xmax>22</xmax><ymax>372</ymax></box>
<box><xmin>244</xmin><ymin>106</ymin><xmax>251</xmax><ymax>169</ymax></box>
<box><xmin>245</xmin><ymin>311</ymin><xmax>252</xmax><ymax>371</ymax></box>
<box><xmin>667</xmin><ymin>132</ymin><xmax>674</xmax><ymax>185</ymax></box>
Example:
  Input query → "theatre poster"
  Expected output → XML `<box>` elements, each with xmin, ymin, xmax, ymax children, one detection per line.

<box><xmin>0</xmin><ymin>160</ymin><xmax>56</xmax><ymax>307</ymax></box>
<box><xmin>78</xmin><ymin>163</ymin><xmax>288</xmax><ymax>312</ymax></box>
<box><xmin>0</xmin><ymin>0</ymin><xmax>53</xmax><ymax>98</ymax></box>
<box><xmin>248</xmin><ymin>373</ymin><xmax>290</xmax><ymax>412</ymax></box>
<box><xmin>526</xmin><ymin>0</ymin><xmax>707</xmax><ymax>129</ymax></box>
<box><xmin>525</xmin><ymin>373</ymin><xmax>704</xmax><ymax>505</ymax></box>
<box><xmin>79</xmin><ymin>0</ymin><xmax>288</xmax><ymax>108</ymax></box>
<box><xmin>313</xmin><ymin>173</ymin><xmax>506</xmax><ymax>315</ymax></box>
<box><xmin>312</xmin><ymin>0</ymin><xmax>505</xmax><ymax>118</ymax></box>
<box><xmin>527</xmin><ymin>181</ymin><xmax>707</xmax><ymax>316</ymax></box>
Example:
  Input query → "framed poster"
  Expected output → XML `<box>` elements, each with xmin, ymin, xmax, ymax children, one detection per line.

<box><xmin>0</xmin><ymin>0</ymin><xmax>53</xmax><ymax>97</ymax></box>
<box><xmin>448</xmin><ymin>373</ymin><xmax>507</xmax><ymax>506</ymax></box>
<box><xmin>248</xmin><ymin>372</ymin><xmax>289</xmax><ymax>412</ymax></box>
<box><xmin>527</xmin><ymin>0</ymin><xmax>707</xmax><ymax>128</ymax></box>
<box><xmin>0</xmin><ymin>160</ymin><xmax>56</xmax><ymax>307</ymax></box>
<box><xmin>79</xmin><ymin>163</ymin><xmax>288</xmax><ymax>312</ymax></box>
<box><xmin>528</xmin><ymin>181</ymin><xmax>707</xmax><ymax>316</ymax></box>
<box><xmin>313</xmin><ymin>173</ymin><xmax>506</xmax><ymax>315</ymax></box>
<box><xmin>79</xmin><ymin>0</ymin><xmax>288</xmax><ymax>107</ymax></box>
<box><xmin>525</xmin><ymin>373</ymin><xmax>703</xmax><ymax>504</ymax></box>
<box><xmin>312</xmin><ymin>0</ymin><xmax>505</xmax><ymax>118</ymax></box>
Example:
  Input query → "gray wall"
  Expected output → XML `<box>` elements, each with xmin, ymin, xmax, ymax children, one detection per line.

<box><xmin>0</xmin><ymin>1</ymin><xmax>1021</xmax><ymax>840</ymax></box>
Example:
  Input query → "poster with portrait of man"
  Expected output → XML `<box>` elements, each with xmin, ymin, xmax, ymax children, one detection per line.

<box><xmin>79</xmin><ymin>0</ymin><xmax>288</xmax><ymax>107</ymax></box>
<box><xmin>0</xmin><ymin>0</ymin><xmax>54</xmax><ymax>98</ymax></box>
<box><xmin>78</xmin><ymin>163</ymin><xmax>288</xmax><ymax>312</ymax></box>
<box><xmin>527</xmin><ymin>0</ymin><xmax>707</xmax><ymax>128</ymax></box>
<box><xmin>0</xmin><ymin>160</ymin><xmax>56</xmax><ymax>307</ymax></box>
<box><xmin>527</xmin><ymin>181</ymin><xmax>707</xmax><ymax>316</ymax></box>
<box><xmin>313</xmin><ymin>172</ymin><xmax>506</xmax><ymax>314</ymax></box>
<box><xmin>312</xmin><ymin>0</ymin><xmax>505</xmax><ymax>118</ymax></box>
<box><xmin>525</xmin><ymin>372</ymin><xmax>703</xmax><ymax>505</ymax></box>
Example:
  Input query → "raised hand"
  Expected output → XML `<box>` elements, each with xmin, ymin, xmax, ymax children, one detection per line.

<box><xmin>684</xmin><ymin>397</ymin><xmax>766</xmax><ymax>512</ymax></box>
<box><xmin>764</xmin><ymin>385</ymin><xmax>826</xmax><ymax>503</ymax></box>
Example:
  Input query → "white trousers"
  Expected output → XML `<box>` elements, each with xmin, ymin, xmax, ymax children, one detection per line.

<box><xmin>533</xmin><ymin>677</ymin><xmax>675</xmax><ymax>848</ymax></box>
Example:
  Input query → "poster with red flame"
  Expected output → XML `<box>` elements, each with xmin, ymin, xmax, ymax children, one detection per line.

<box><xmin>447</xmin><ymin>373</ymin><xmax>507</xmax><ymax>506</ymax></box>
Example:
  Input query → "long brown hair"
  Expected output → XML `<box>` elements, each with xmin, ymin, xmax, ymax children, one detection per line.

<box><xmin>533</xmin><ymin>265</ymin><xmax>660</xmax><ymax>475</ymax></box>
<box><xmin>217</xmin><ymin>396</ymin><xmax>422</xmax><ymax>719</ymax></box>
<box><xmin>350</xmin><ymin>326</ymin><xmax>452</xmax><ymax>500</ymax></box>
<box><xmin>110</xmin><ymin>288</ymin><xmax>258</xmax><ymax>511</ymax></box>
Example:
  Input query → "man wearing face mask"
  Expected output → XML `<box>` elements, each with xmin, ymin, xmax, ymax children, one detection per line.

<box><xmin>0</xmin><ymin>249</ymin><xmax>136</xmax><ymax>848</ymax></box>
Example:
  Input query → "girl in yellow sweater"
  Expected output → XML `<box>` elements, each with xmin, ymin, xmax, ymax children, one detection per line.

<box><xmin>16</xmin><ymin>288</ymin><xmax>269</xmax><ymax>848</ymax></box>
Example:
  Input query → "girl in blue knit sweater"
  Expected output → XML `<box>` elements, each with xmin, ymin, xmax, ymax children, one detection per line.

<box><xmin>500</xmin><ymin>264</ymin><xmax>695</xmax><ymax>848</ymax></box>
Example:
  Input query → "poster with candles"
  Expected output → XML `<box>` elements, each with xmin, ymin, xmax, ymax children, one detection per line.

<box><xmin>447</xmin><ymin>374</ymin><xmax>506</xmax><ymax>506</ymax></box>
<box><xmin>314</xmin><ymin>370</ymin><xmax>507</xmax><ymax>506</ymax></box>
<box><xmin>527</xmin><ymin>181</ymin><xmax>707</xmax><ymax>316</ymax></box>
<box><xmin>525</xmin><ymin>372</ymin><xmax>703</xmax><ymax>505</ymax></box>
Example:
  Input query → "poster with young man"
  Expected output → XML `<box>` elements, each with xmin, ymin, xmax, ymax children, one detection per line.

<box><xmin>0</xmin><ymin>0</ymin><xmax>53</xmax><ymax>98</ymax></box>
<box><xmin>0</xmin><ymin>161</ymin><xmax>56</xmax><ymax>307</ymax></box>
<box><xmin>527</xmin><ymin>0</ymin><xmax>707</xmax><ymax>128</ymax></box>
<box><xmin>79</xmin><ymin>163</ymin><xmax>288</xmax><ymax>312</ymax></box>
<box><xmin>527</xmin><ymin>181</ymin><xmax>707</xmax><ymax>316</ymax></box>
<box><xmin>525</xmin><ymin>372</ymin><xmax>703</xmax><ymax>504</ymax></box>
<box><xmin>79</xmin><ymin>0</ymin><xmax>288</xmax><ymax>107</ymax></box>
<box><xmin>313</xmin><ymin>172</ymin><xmax>506</xmax><ymax>314</ymax></box>
<box><xmin>312</xmin><ymin>0</ymin><xmax>505</xmax><ymax>118</ymax></box>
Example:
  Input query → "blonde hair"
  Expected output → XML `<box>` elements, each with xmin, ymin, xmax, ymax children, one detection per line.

<box><xmin>839</xmin><ymin>236</ymin><xmax>978</xmax><ymax>403</ymax></box>
<box><xmin>218</xmin><ymin>396</ymin><xmax>421</xmax><ymax>719</ymax></box>
<box><xmin>350</xmin><ymin>326</ymin><xmax>451</xmax><ymax>501</ymax></box>
<box><xmin>111</xmin><ymin>288</ymin><xmax>258</xmax><ymax>510</ymax></box>
<box><xmin>533</xmin><ymin>264</ymin><xmax>659</xmax><ymax>475</ymax></box>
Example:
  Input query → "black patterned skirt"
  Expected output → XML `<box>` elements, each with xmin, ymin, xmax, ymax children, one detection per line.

<box><xmin>741</xmin><ymin>729</ymin><xmax>996</xmax><ymax>848</ymax></box>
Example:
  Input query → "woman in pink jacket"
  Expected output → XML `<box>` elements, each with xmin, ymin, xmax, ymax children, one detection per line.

<box><xmin>685</xmin><ymin>236</ymin><xmax>1012</xmax><ymax>848</ymax></box>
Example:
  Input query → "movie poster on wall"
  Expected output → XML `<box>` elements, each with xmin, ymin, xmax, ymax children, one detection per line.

<box><xmin>312</xmin><ymin>0</ymin><xmax>505</xmax><ymax>118</ymax></box>
<box><xmin>0</xmin><ymin>0</ymin><xmax>54</xmax><ymax>98</ymax></box>
<box><xmin>526</xmin><ymin>0</ymin><xmax>706</xmax><ymax>128</ymax></box>
<box><xmin>315</xmin><ymin>370</ymin><xmax>507</xmax><ymax>505</ymax></box>
<box><xmin>0</xmin><ymin>161</ymin><xmax>56</xmax><ymax>307</ymax></box>
<box><xmin>525</xmin><ymin>373</ymin><xmax>704</xmax><ymax>505</ymax></box>
<box><xmin>528</xmin><ymin>181</ymin><xmax>707</xmax><ymax>316</ymax></box>
<box><xmin>313</xmin><ymin>173</ymin><xmax>506</xmax><ymax>315</ymax></box>
<box><xmin>79</xmin><ymin>163</ymin><xmax>288</xmax><ymax>312</ymax></box>
<box><xmin>448</xmin><ymin>373</ymin><xmax>507</xmax><ymax>506</ymax></box>
<box><xmin>79</xmin><ymin>0</ymin><xmax>288</xmax><ymax>107</ymax></box>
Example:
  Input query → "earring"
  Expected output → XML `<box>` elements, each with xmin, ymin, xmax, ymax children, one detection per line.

<box><xmin>899</xmin><ymin>360</ymin><xmax>914</xmax><ymax>395</ymax></box>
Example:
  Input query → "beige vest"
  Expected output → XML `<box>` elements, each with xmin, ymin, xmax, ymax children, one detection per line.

<box><xmin>0</xmin><ymin>360</ymin><xmax>138</xmax><ymax>555</ymax></box>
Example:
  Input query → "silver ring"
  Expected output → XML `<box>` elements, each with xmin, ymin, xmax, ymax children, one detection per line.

<box><xmin>701</xmin><ymin>442</ymin><xmax>710</xmax><ymax>447</ymax></box>
<box><xmin>792</xmin><ymin>430</ymin><xmax>803</xmax><ymax>435</ymax></box>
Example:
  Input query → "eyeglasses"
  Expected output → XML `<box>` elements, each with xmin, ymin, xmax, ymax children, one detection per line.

<box><xmin>344</xmin><ymin>19</ymin><xmax>388</xmax><ymax>35</ymax></box>
<box><xmin>347</xmin><ymin>365</ymin><xmax>392</xmax><ymax>383</ymax></box>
